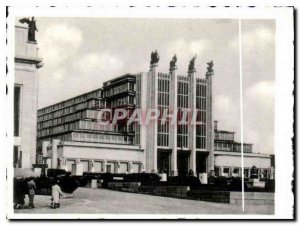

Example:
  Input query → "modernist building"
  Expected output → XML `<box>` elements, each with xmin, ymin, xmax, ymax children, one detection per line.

<box><xmin>38</xmin><ymin>52</ymin><xmax>272</xmax><ymax>178</ymax></box>
<box><xmin>37</xmin><ymin>75</ymin><xmax>143</xmax><ymax>173</ymax></box>
<box><xmin>14</xmin><ymin>25</ymin><xmax>43</xmax><ymax>168</ymax></box>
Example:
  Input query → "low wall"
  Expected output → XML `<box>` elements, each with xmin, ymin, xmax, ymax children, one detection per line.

<box><xmin>108</xmin><ymin>182</ymin><xmax>141</xmax><ymax>189</ymax></box>
<box><xmin>107</xmin><ymin>183</ymin><xmax>190</xmax><ymax>199</ymax></box>
<box><xmin>188</xmin><ymin>190</ymin><xmax>274</xmax><ymax>205</ymax></box>
<box><xmin>187</xmin><ymin>190</ymin><xmax>230</xmax><ymax>203</ymax></box>
<box><xmin>106</xmin><ymin>182</ymin><xmax>274</xmax><ymax>205</ymax></box>
<box><xmin>230</xmin><ymin>192</ymin><xmax>274</xmax><ymax>205</ymax></box>
<box><xmin>138</xmin><ymin>186</ymin><xmax>190</xmax><ymax>198</ymax></box>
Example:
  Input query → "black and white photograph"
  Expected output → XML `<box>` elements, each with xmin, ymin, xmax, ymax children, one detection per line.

<box><xmin>3</xmin><ymin>5</ymin><xmax>294</xmax><ymax>219</ymax></box>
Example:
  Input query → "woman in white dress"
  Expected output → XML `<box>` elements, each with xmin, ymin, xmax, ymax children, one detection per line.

<box><xmin>51</xmin><ymin>180</ymin><xmax>63</xmax><ymax>209</ymax></box>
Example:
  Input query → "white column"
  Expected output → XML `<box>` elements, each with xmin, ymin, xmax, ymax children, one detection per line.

<box><xmin>206</xmin><ymin>69</ymin><xmax>215</xmax><ymax>176</ymax></box>
<box><xmin>90</xmin><ymin>160</ymin><xmax>95</xmax><ymax>172</ymax></box>
<box><xmin>51</xmin><ymin>139</ymin><xmax>60</xmax><ymax>169</ymax></box>
<box><xmin>116</xmin><ymin>161</ymin><xmax>120</xmax><ymax>173</ymax></box>
<box><xmin>188</xmin><ymin>69</ymin><xmax>197</xmax><ymax>175</ymax></box>
<box><xmin>170</xmin><ymin>65</ymin><xmax>178</xmax><ymax>176</ymax></box>
<box><xmin>129</xmin><ymin>161</ymin><xmax>133</xmax><ymax>173</ymax></box>
<box><xmin>146</xmin><ymin>62</ymin><xmax>158</xmax><ymax>173</ymax></box>
<box><xmin>103</xmin><ymin>160</ymin><xmax>107</xmax><ymax>173</ymax></box>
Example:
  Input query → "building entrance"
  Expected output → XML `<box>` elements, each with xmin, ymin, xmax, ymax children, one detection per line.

<box><xmin>157</xmin><ymin>150</ymin><xmax>171</xmax><ymax>175</ymax></box>
<box><xmin>177</xmin><ymin>151</ymin><xmax>190</xmax><ymax>176</ymax></box>
<box><xmin>196</xmin><ymin>152</ymin><xmax>208</xmax><ymax>176</ymax></box>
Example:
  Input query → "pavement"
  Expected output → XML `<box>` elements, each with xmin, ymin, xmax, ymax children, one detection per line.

<box><xmin>15</xmin><ymin>188</ymin><xmax>274</xmax><ymax>215</ymax></box>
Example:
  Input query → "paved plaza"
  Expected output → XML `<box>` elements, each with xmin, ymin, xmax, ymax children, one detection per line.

<box><xmin>15</xmin><ymin>188</ymin><xmax>274</xmax><ymax>215</ymax></box>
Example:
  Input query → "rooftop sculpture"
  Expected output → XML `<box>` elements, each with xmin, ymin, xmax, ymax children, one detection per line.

<box><xmin>19</xmin><ymin>17</ymin><xmax>38</xmax><ymax>42</ymax></box>
<box><xmin>150</xmin><ymin>50</ymin><xmax>160</xmax><ymax>65</ymax></box>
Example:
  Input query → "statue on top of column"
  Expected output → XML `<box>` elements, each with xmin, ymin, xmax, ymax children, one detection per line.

<box><xmin>150</xmin><ymin>50</ymin><xmax>160</xmax><ymax>65</ymax></box>
<box><xmin>206</xmin><ymin>60</ymin><xmax>214</xmax><ymax>73</ymax></box>
<box><xmin>169</xmin><ymin>54</ymin><xmax>177</xmax><ymax>69</ymax></box>
<box><xmin>188</xmin><ymin>55</ymin><xmax>197</xmax><ymax>71</ymax></box>
<box><xmin>19</xmin><ymin>17</ymin><xmax>38</xmax><ymax>42</ymax></box>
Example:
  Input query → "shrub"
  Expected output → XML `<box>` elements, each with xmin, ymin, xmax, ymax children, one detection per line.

<box><xmin>125</xmin><ymin>173</ymin><xmax>161</xmax><ymax>186</ymax></box>
<box><xmin>265</xmin><ymin>179</ymin><xmax>275</xmax><ymax>192</ymax></box>
<box><xmin>59</xmin><ymin>176</ymin><xmax>80</xmax><ymax>193</ymax></box>
<box><xmin>47</xmin><ymin>169</ymin><xmax>70</xmax><ymax>178</ymax></box>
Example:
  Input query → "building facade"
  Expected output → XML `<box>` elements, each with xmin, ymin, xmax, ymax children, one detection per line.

<box><xmin>213</xmin><ymin>121</ymin><xmax>272</xmax><ymax>178</ymax></box>
<box><xmin>38</xmin><ymin>52</ymin><xmax>272</xmax><ymax>178</ymax></box>
<box><xmin>14</xmin><ymin>25</ymin><xmax>43</xmax><ymax>169</ymax></box>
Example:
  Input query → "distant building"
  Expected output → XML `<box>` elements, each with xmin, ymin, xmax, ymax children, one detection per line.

<box><xmin>14</xmin><ymin>25</ymin><xmax>43</xmax><ymax>168</ymax></box>
<box><xmin>37</xmin><ymin>76</ymin><xmax>142</xmax><ymax>173</ymax></box>
<box><xmin>213</xmin><ymin>121</ymin><xmax>272</xmax><ymax>178</ymax></box>
<box><xmin>37</xmin><ymin>54</ymin><xmax>272</xmax><ymax>178</ymax></box>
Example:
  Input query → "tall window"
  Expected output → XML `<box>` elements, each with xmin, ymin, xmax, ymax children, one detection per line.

<box><xmin>157</xmin><ymin>75</ymin><xmax>170</xmax><ymax>147</ymax></box>
<box><xmin>14</xmin><ymin>86</ymin><xmax>21</xmax><ymax>137</ymax></box>
<box><xmin>196</xmin><ymin>83</ymin><xmax>207</xmax><ymax>149</ymax></box>
<box><xmin>177</xmin><ymin>80</ymin><xmax>189</xmax><ymax>148</ymax></box>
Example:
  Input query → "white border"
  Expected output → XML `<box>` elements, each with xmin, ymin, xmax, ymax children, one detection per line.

<box><xmin>3</xmin><ymin>5</ymin><xmax>294</xmax><ymax>220</ymax></box>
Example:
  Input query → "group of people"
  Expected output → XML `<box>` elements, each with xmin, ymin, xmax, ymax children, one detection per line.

<box><xmin>14</xmin><ymin>178</ymin><xmax>64</xmax><ymax>209</ymax></box>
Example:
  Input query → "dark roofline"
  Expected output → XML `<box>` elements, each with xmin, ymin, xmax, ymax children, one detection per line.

<box><xmin>103</xmin><ymin>74</ymin><xmax>136</xmax><ymax>87</ymax></box>
<box><xmin>215</xmin><ymin>130</ymin><xmax>235</xmax><ymax>134</ymax></box>
<box><xmin>38</xmin><ymin>87</ymin><xmax>103</xmax><ymax>112</ymax></box>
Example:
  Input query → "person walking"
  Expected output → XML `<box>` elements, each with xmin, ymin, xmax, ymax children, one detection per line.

<box><xmin>27</xmin><ymin>179</ymin><xmax>36</xmax><ymax>209</ymax></box>
<box><xmin>51</xmin><ymin>180</ymin><xmax>63</xmax><ymax>209</ymax></box>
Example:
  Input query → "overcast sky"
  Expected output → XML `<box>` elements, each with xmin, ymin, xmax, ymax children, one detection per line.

<box><xmin>16</xmin><ymin>18</ymin><xmax>275</xmax><ymax>154</ymax></box>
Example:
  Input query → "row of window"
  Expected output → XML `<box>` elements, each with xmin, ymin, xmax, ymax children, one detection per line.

<box><xmin>196</xmin><ymin>78</ymin><xmax>207</xmax><ymax>84</ymax></box>
<box><xmin>215</xmin><ymin>132</ymin><xmax>234</xmax><ymax>141</ymax></box>
<box><xmin>196</xmin><ymin>137</ymin><xmax>206</xmax><ymax>149</ymax></box>
<box><xmin>196</xmin><ymin>84</ymin><xmax>207</xmax><ymax>97</ymax></box>
<box><xmin>135</xmin><ymin>75</ymin><xmax>142</xmax><ymax>108</ymax></box>
<box><xmin>103</xmin><ymin>82</ymin><xmax>134</xmax><ymax>98</ymax></box>
<box><xmin>158</xmin><ymin>78</ymin><xmax>170</xmax><ymax>93</ymax></box>
<box><xmin>177</xmin><ymin>95</ymin><xmax>188</xmax><ymax>109</ymax></box>
<box><xmin>215</xmin><ymin>166</ymin><xmax>269</xmax><ymax>178</ymax></box>
<box><xmin>134</xmin><ymin>122</ymin><xmax>141</xmax><ymax>145</ymax></box>
<box><xmin>37</xmin><ymin>120</ymin><xmax>118</xmax><ymax>138</ymax></box>
<box><xmin>38</xmin><ymin>99</ymin><xmax>103</xmax><ymax>122</ymax></box>
<box><xmin>38</xmin><ymin>110</ymin><xmax>88</xmax><ymax>130</ymax></box>
<box><xmin>157</xmin><ymin>133</ymin><xmax>169</xmax><ymax>147</ymax></box>
<box><xmin>71</xmin><ymin>132</ymin><xmax>134</xmax><ymax>145</ymax></box>
<box><xmin>107</xmin><ymin>96</ymin><xmax>135</xmax><ymax>108</ymax></box>
<box><xmin>158</xmin><ymin>92</ymin><xmax>170</xmax><ymax>106</ymax></box>
<box><xmin>214</xmin><ymin>142</ymin><xmax>232</xmax><ymax>151</ymax></box>
<box><xmin>233</xmin><ymin>143</ymin><xmax>252</xmax><ymax>153</ymax></box>
<box><xmin>196</xmin><ymin>124</ymin><xmax>206</xmax><ymax>137</ymax></box>
<box><xmin>177</xmin><ymin>135</ymin><xmax>188</xmax><ymax>148</ymax></box>
<box><xmin>195</xmin><ymin>111</ymin><xmax>206</xmax><ymax>123</ymax></box>
<box><xmin>38</xmin><ymin>89</ymin><xmax>102</xmax><ymax>116</ymax></box>
<box><xmin>177</xmin><ymin>81</ymin><xmax>189</xmax><ymax>95</ymax></box>
<box><xmin>214</xmin><ymin>142</ymin><xmax>252</xmax><ymax>153</ymax></box>
<box><xmin>196</xmin><ymin>97</ymin><xmax>206</xmax><ymax>111</ymax></box>
<box><xmin>62</xmin><ymin>159</ymin><xmax>141</xmax><ymax>173</ymax></box>
<box><xmin>79</xmin><ymin>120</ymin><xmax>116</xmax><ymax>132</ymax></box>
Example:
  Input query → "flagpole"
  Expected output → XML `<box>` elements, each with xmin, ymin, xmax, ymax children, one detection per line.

<box><xmin>238</xmin><ymin>18</ymin><xmax>245</xmax><ymax>212</ymax></box>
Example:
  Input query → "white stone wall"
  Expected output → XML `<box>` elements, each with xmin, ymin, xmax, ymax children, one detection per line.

<box><xmin>14</xmin><ymin>26</ymin><xmax>43</xmax><ymax>168</ymax></box>
<box><xmin>62</xmin><ymin>145</ymin><xmax>144</xmax><ymax>163</ymax></box>
<box><xmin>44</xmin><ymin>141</ymin><xmax>144</xmax><ymax>173</ymax></box>
<box><xmin>214</xmin><ymin>152</ymin><xmax>271</xmax><ymax>169</ymax></box>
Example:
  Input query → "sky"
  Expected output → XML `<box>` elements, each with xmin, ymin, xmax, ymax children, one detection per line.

<box><xmin>16</xmin><ymin>17</ymin><xmax>275</xmax><ymax>154</ymax></box>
